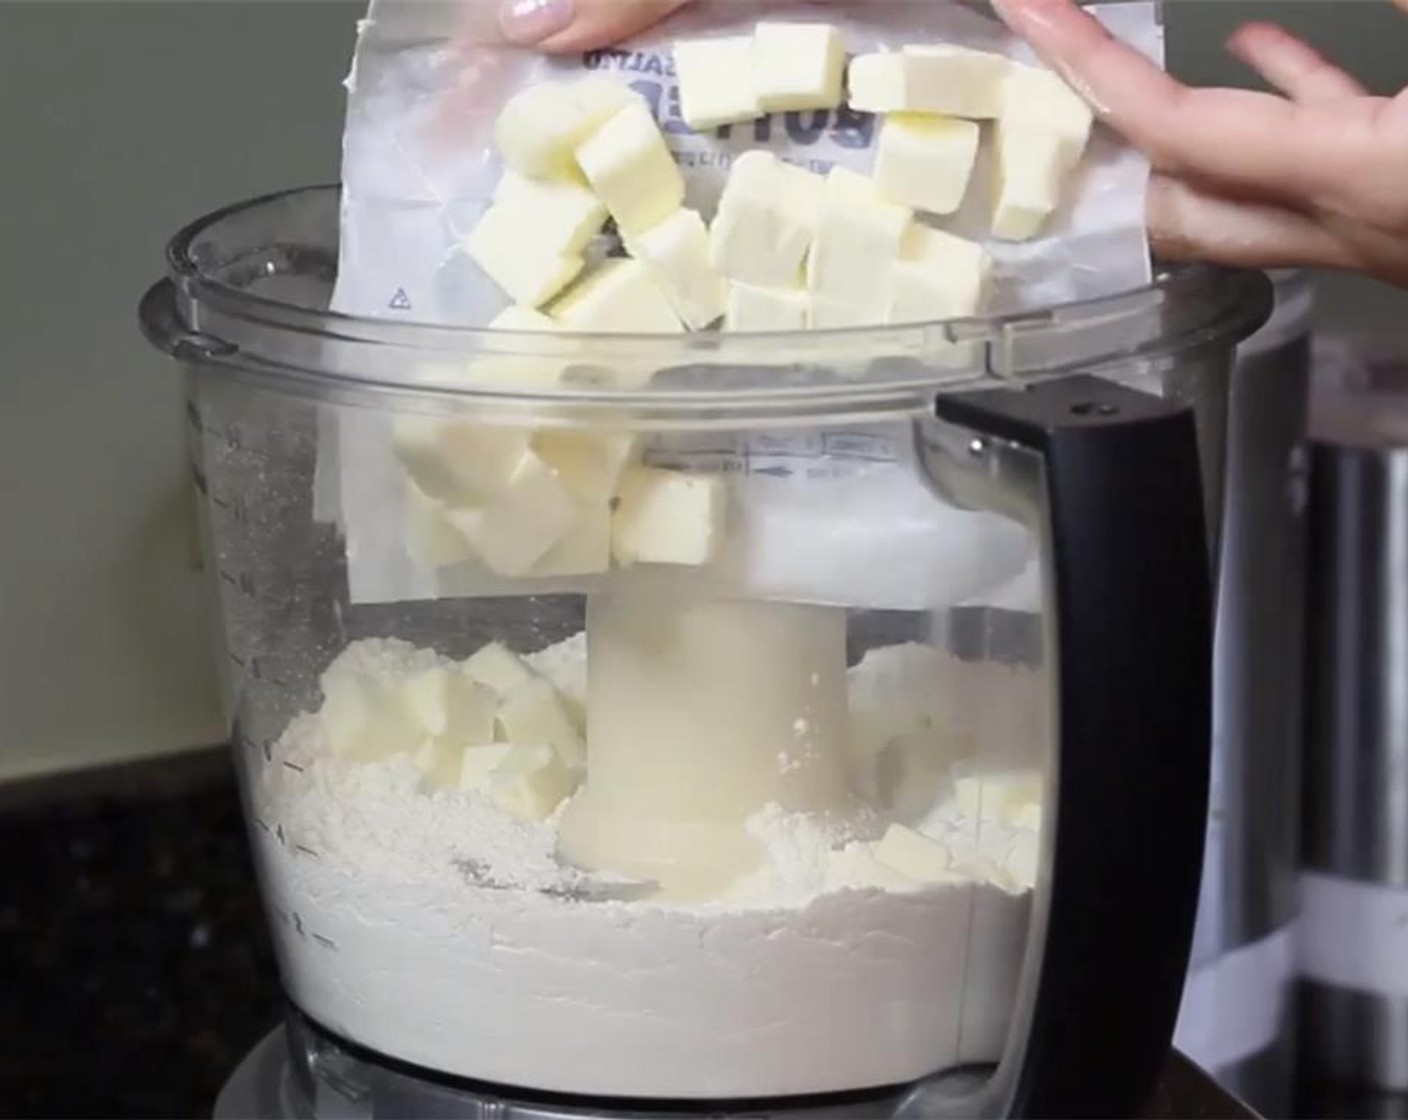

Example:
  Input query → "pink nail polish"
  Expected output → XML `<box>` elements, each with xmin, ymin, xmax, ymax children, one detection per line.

<box><xmin>499</xmin><ymin>0</ymin><xmax>574</xmax><ymax>45</ymax></box>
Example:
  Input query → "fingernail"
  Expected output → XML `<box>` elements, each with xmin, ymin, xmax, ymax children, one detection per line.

<box><xmin>499</xmin><ymin>0</ymin><xmax>574</xmax><ymax>44</ymax></box>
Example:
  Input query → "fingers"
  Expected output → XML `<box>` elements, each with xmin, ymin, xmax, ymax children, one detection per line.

<box><xmin>1146</xmin><ymin>173</ymin><xmax>1357</xmax><ymax>272</ymax></box>
<box><xmin>1226</xmin><ymin>22</ymin><xmax>1366</xmax><ymax>102</ymax></box>
<box><xmin>500</xmin><ymin>0</ymin><xmax>692</xmax><ymax>51</ymax></box>
<box><xmin>990</xmin><ymin>0</ymin><xmax>1364</xmax><ymax>210</ymax></box>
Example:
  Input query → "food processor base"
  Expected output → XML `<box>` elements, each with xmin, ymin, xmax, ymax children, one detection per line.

<box><xmin>213</xmin><ymin>1012</ymin><xmax>964</xmax><ymax>1119</ymax></box>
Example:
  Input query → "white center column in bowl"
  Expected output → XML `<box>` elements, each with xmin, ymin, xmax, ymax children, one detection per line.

<box><xmin>558</xmin><ymin>584</ymin><xmax>853</xmax><ymax>898</ymax></box>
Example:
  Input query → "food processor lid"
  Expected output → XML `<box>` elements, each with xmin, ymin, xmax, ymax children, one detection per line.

<box><xmin>142</xmin><ymin>185</ymin><xmax>1271</xmax><ymax>418</ymax></box>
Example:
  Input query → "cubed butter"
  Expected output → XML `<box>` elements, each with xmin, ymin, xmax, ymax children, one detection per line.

<box><xmin>460</xmin><ymin>743</ymin><xmax>514</xmax><ymax>790</ymax></box>
<box><xmin>531</xmin><ymin>504</ymin><xmax>612</xmax><ymax>577</ymax></box>
<box><xmin>485</xmin><ymin>744</ymin><xmax>580</xmax><ymax>822</ymax></box>
<box><xmin>992</xmin><ymin>124</ymin><xmax>1081</xmax><ymax>241</ymax></box>
<box><xmin>489</xmin><ymin>305</ymin><xmax>559</xmax><ymax>332</ymax></box>
<box><xmin>549</xmin><ymin>258</ymin><xmax>684</xmax><ymax>335</ymax></box>
<box><xmin>751</xmin><ymin>22</ymin><xmax>846</xmax><ymax>112</ymax></box>
<box><xmin>490</xmin><ymin>170</ymin><xmax>608</xmax><ymax>255</ymax></box>
<box><xmin>709</xmin><ymin>152</ymin><xmax>822</xmax><ymax>287</ymax></box>
<box><xmin>414</xmin><ymin>739</ymin><xmax>466</xmax><ymax>790</ymax></box>
<box><xmin>575</xmin><ymin>99</ymin><xmax>685</xmax><ymax>236</ymax></box>
<box><xmin>463</xmin><ymin>204</ymin><xmax>585</xmax><ymax>308</ymax></box>
<box><xmin>399</xmin><ymin>666</ymin><xmax>497</xmax><ymax>745</ymax></box>
<box><xmin>724</xmin><ymin>282</ymin><xmax>810</xmax><ymax>331</ymax></box>
<box><xmin>463</xmin><ymin>641</ymin><xmax>535</xmax><ymax>695</ymax></box>
<box><xmin>494</xmin><ymin>77</ymin><xmax>639</xmax><ymax>178</ymax></box>
<box><xmin>533</xmin><ymin>430</ymin><xmax>638</xmax><ymax>503</ymax></box>
<box><xmin>1006</xmin><ymin>831</ymin><xmax>1040</xmax><ymax>887</ymax></box>
<box><xmin>1001</xmin><ymin>62</ymin><xmax>1094</xmax><ymax>148</ymax></box>
<box><xmin>392</xmin><ymin>419</ymin><xmax>531</xmax><ymax>505</ymax></box>
<box><xmin>873</xmin><ymin>824</ymin><xmax>958</xmax><ymax>884</ymax></box>
<box><xmin>846</xmin><ymin>52</ymin><xmax>907</xmax><ymax>113</ymax></box>
<box><xmin>848</xmin><ymin>46</ymin><xmax>1011</xmax><ymax>118</ymax></box>
<box><xmin>321</xmin><ymin>672</ymin><xmax>421</xmax><ymax>763</ymax></box>
<box><xmin>954</xmin><ymin>770</ymin><xmax>1044</xmax><ymax>825</ymax></box>
<box><xmin>462</xmin><ymin>305</ymin><xmax>569</xmax><ymax>389</ymax></box>
<box><xmin>888</xmin><ymin>223</ymin><xmax>991</xmax><ymax>325</ymax></box>
<box><xmin>873</xmin><ymin>113</ymin><xmax>980</xmax><ymax>216</ymax></box>
<box><xmin>628</xmin><ymin>209</ymin><xmax>727</xmax><ymax>330</ymax></box>
<box><xmin>404</xmin><ymin>479</ymin><xmax>475</xmax><ymax>569</ymax></box>
<box><xmin>446</xmin><ymin>450</ymin><xmax>579</xmax><ymax>576</ymax></box>
<box><xmin>806</xmin><ymin>167</ymin><xmax>911</xmax><ymax>311</ymax></box>
<box><xmin>672</xmin><ymin>36</ymin><xmax>762</xmax><ymax>130</ymax></box>
<box><xmin>612</xmin><ymin>467</ymin><xmax>726</xmax><ymax>567</ymax></box>
<box><xmin>497</xmin><ymin>677</ymin><xmax>585</xmax><ymax>766</ymax></box>
<box><xmin>991</xmin><ymin>64</ymin><xmax>1093</xmax><ymax>242</ymax></box>
<box><xmin>808</xmin><ymin>295</ymin><xmax>882</xmax><ymax>330</ymax></box>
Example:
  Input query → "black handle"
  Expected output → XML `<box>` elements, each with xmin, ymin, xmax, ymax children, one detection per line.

<box><xmin>934</xmin><ymin>376</ymin><xmax>1212</xmax><ymax>1119</ymax></box>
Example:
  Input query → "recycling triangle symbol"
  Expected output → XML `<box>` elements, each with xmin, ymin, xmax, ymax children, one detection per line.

<box><xmin>389</xmin><ymin>288</ymin><xmax>412</xmax><ymax>311</ymax></box>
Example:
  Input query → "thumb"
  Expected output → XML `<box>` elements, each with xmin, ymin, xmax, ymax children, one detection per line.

<box><xmin>500</xmin><ymin>0</ymin><xmax>693</xmax><ymax>51</ymax></box>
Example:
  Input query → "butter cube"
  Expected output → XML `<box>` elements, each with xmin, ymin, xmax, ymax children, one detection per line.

<box><xmin>494</xmin><ymin>77</ymin><xmax>639</xmax><ymax>178</ymax></box>
<box><xmin>463</xmin><ymin>204</ymin><xmax>584</xmax><ymax>308</ymax></box>
<box><xmin>491</xmin><ymin>170</ymin><xmax>608</xmax><ymax>256</ymax></box>
<box><xmin>612</xmin><ymin>467</ymin><xmax>726</xmax><ymax>567</ymax></box>
<box><xmin>463</xmin><ymin>641</ymin><xmax>535</xmax><ymax>695</ymax></box>
<box><xmin>628</xmin><ymin>209</ymin><xmax>727</xmax><ymax>330</ymax></box>
<box><xmin>533</xmin><ymin>430</ymin><xmax>638</xmax><ymax>503</ymax></box>
<box><xmin>446</xmin><ymin>450</ymin><xmax>578</xmax><ymax>576</ymax></box>
<box><xmin>489</xmin><ymin>305</ymin><xmax>559</xmax><ymax>332</ymax></box>
<box><xmin>807</xmin><ymin>295</ymin><xmax>881</xmax><ymax>330</ymax></box>
<box><xmin>497</xmin><ymin>677</ymin><xmax>585</xmax><ymax>766</ymax></box>
<box><xmin>751</xmin><ymin>22</ymin><xmax>846</xmax><ymax>112</ymax></box>
<box><xmin>992</xmin><ymin>65</ymin><xmax>1093</xmax><ymax>242</ymax></box>
<box><xmin>874</xmin><ymin>824</ymin><xmax>958</xmax><ymax>884</ymax></box>
<box><xmin>485</xmin><ymin>744</ymin><xmax>579</xmax><ymax>822</ymax></box>
<box><xmin>888</xmin><ymin>223</ymin><xmax>991</xmax><ymax>325</ymax></box>
<box><xmin>322</xmin><ymin>673</ymin><xmax>421</xmax><ymax>763</ymax></box>
<box><xmin>399</xmin><ymin>666</ymin><xmax>497</xmax><ymax>745</ymax></box>
<box><xmin>873</xmin><ymin>113</ymin><xmax>980</xmax><ymax>216</ymax></box>
<box><xmin>903</xmin><ymin>45</ymin><xmax>1012</xmax><ymax>118</ymax></box>
<box><xmin>1006</xmin><ymin>831</ymin><xmax>1040</xmax><ymax>887</ymax></box>
<box><xmin>460</xmin><ymin>305</ymin><xmax>570</xmax><ymax>388</ymax></box>
<box><xmin>846</xmin><ymin>52</ymin><xmax>907</xmax><ymax>114</ymax></box>
<box><xmin>724</xmin><ymin>282</ymin><xmax>810</xmax><ymax>332</ymax></box>
<box><xmin>992</xmin><ymin>124</ymin><xmax>1081</xmax><ymax>241</ymax></box>
<box><xmin>709</xmin><ymin>152</ymin><xmax>822</xmax><ymax>287</ymax></box>
<box><xmin>806</xmin><ymin>167</ymin><xmax>911</xmax><ymax>311</ymax></box>
<box><xmin>404</xmin><ymin>479</ymin><xmax>475</xmax><ymax>569</ymax></box>
<box><xmin>575</xmin><ymin>100</ymin><xmax>685</xmax><ymax>236</ymax></box>
<box><xmin>1012</xmin><ymin>801</ymin><xmax>1043</xmax><ymax>832</ymax></box>
<box><xmin>954</xmin><ymin>770</ymin><xmax>1044</xmax><ymax>825</ymax></box>
<box><xmin>392</xmin><ymin>419</ymin><xmax>531</xmax><ymax>504</ymax></box>
<box><xmin>1001</xmin><ymin>62</ymin><xmax>1094</xmax><ymax>149</ymax></box>
<box><xmin>848</xmin><ymin>46</ymin><xmax>1011</xmax><ymax>119</ymax></box>
<box><xmin>672</xmin><ymin>36</ymin><xmax>762</xmax><ymax>130</ymax></box>
<box><xmin>531</xmin><ymin>504</ymin><xmax>612</xmax><ymax>577</ymax></box>
<box><xmin>414</xmin><ymin>739</ymin><xmax>465</xmax><ymax>790</ymax></box>
<box><xmin>460</xmin><ymin>743</ymin><xmax>514</xmax><ymax>790</ymax></box>
<box><xmin>549</xmin><ymin>259</ymin><xmax>684</xmax><ymax>335</ymax></box>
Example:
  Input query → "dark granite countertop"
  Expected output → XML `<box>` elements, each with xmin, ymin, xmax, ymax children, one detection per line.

<box><xmin>0</xmin><ymin>749</ymin><xmax>1376</xmax><ymax>1120</ymax></box>
<box><xmin>0</xmin><ymin>752</ymin><xmax>282</xmax><ymax>1118</ymax></box>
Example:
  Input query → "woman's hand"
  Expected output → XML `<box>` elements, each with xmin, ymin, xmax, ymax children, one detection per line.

<box><xmin>991</xmin><ymin>0</ymin><xmax>1408</xmax><ymax>285</ymax></box>
<box><xmin>498</xmin><ymin>0</ymin><xmax>692</xmax><ymax>52</ymax></box>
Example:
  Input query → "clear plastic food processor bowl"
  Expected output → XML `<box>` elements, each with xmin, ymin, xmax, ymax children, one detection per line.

<box><xmin>141</xmin><ymin>186</ymin><xmax>1270</xmax><ymax>1117</ymax></box>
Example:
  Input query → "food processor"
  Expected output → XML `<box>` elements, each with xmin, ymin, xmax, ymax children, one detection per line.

<box><xmin>140</xmin><ymin>186</ymin><xmax>1271</xmax><ymax>1118</ymax></box>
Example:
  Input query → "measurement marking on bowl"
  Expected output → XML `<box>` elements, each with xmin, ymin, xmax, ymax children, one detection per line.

<box><xmin>312</xmin><ymin>934</ymin><xmax>338</xmax><ymax>951</ymax></box>
<box><xmin>283</xmin><ymin>760</ymin><xmax>306</xmax><ymax>774</ymax></box>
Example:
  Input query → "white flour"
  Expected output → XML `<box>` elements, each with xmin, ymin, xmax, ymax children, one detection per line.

<box><xmin>254</xmin><ymin>638</ymin><xmax>1039</xmax><ymax>1098</ymax></box>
